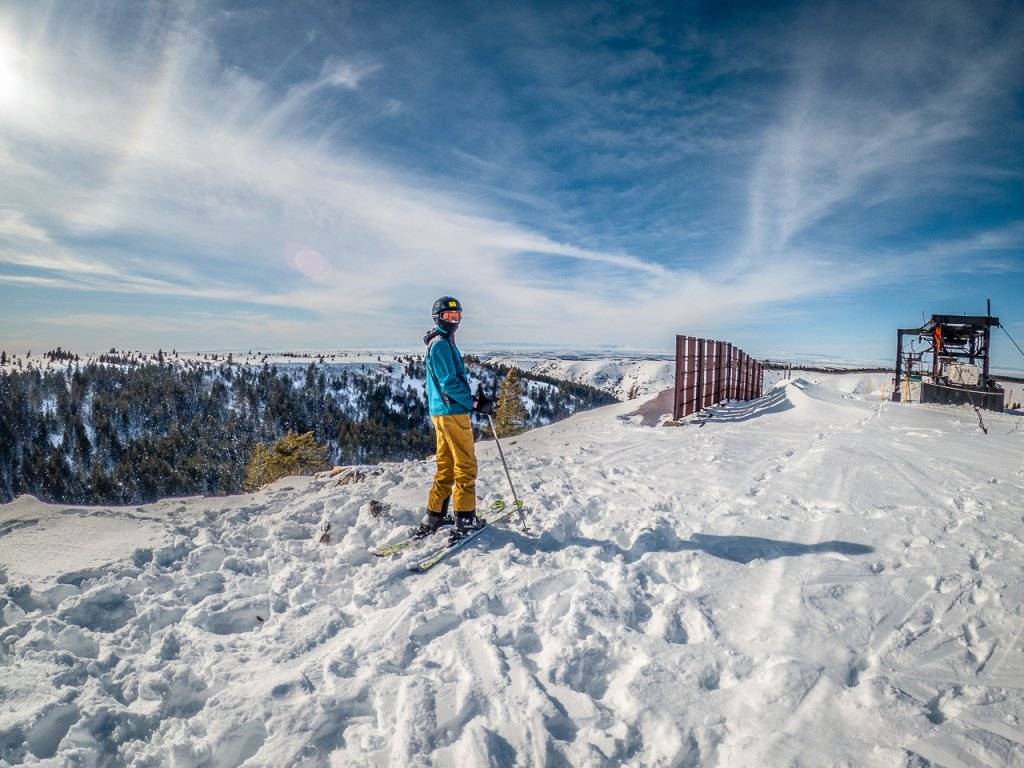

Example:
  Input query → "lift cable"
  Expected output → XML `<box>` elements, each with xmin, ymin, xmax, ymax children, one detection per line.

<box><xmin>999</xmin><ymin>323</ymin><xmax>1024</xmax><ymax>360</ymax></box>
<box><xmin>945</xmin><ymin>366</ymin><xmax>988</xmax><ymax>435</ymax></box>
<box><xmin>999</xmin><ymin>323</ymin><xmax>1024</xmax><ymax>427</ymax></box>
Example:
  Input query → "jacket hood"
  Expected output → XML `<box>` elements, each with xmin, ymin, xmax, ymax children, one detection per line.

<box><xmin>423</xmin><ymin>325</ymin><xmax>452</xmax><ymax>346</ymax></box>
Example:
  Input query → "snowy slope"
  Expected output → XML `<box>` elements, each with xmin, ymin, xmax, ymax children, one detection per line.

<box><xmin>486</xmin><ymin>357</ymin><xmax>899</xmax><ymax>402</ymax></box>
<box><xmin>2</xmin><ymin>379</ymin><xmax>1024</xmax><ymax>766</ymax></box>
<box><xmin>487</xmin><ymin>356</ymin><xmax>675</xmax><ymax>400</ymax></box>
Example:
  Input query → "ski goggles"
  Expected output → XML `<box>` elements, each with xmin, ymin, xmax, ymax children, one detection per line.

<box><xmin>438</xmin><ymin>309</ymin><xmax>462</xmax><ymax>322</ymax></box>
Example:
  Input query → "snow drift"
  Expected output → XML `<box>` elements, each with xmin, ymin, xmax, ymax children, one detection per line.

<box><xmin>1</xmin><ymin>377</ymin><xmax>1023</xmax><ymax>766</ymax></box>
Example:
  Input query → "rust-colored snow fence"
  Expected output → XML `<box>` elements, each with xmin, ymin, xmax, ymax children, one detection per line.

<box><xmin>672</xmin><ymin>336</ymin><xmax>764</xmax><ymax>421</ymax></box>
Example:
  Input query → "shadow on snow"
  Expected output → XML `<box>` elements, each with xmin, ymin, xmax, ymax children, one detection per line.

<box><xmin>699</xmin><ymin>386</ymin><xmax>793</xmax><ymax>424</ymax></box>
<box><xmin>486</xmin><ymin>519</ymin><xmax>873</xmax><ymax>565</ymax></box>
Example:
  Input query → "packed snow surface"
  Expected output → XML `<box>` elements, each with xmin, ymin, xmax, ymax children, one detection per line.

<box><xmin>2</xmin><ymin>376</ymin><xmax>1024</xmax><ymax>766</ymax></box>
<box><xmin>0</xmin><ymin>500</ymin><xmax>168</xmax><ymax>583</ymax></box>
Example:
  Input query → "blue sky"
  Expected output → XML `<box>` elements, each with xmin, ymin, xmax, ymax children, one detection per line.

<box><xmin>1</xmin><ymin>0</ymin><xmax>1022</xmax><ymax>365</ymax></box>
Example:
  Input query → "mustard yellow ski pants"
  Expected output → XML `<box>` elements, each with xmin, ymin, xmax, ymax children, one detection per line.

<box><xmin>428</xmin><ymin>414</ymin><xmax>477</xmax><ymax>513</ymax></box>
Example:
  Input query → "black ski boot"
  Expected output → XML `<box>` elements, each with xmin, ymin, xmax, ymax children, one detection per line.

<box><xmin>449</xmin><ymin>511</ymin><xmax>485</xmax><ymax>543</ymax></box>
<box><xmin>413</xmin><ymin>498</ymin><xmax>452</xmax><ymax>539</ymax></box>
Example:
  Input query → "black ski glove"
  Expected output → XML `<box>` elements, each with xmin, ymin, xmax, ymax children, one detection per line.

<box><xmin>472</xmin><ymin>393</ymin><xmax>492</xmax><ymax>415</ymax></box>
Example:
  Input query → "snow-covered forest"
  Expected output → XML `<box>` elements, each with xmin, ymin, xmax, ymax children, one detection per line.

<box><xmin>0</xmin><ymin>352</ymin><xmax>615</xmax><ymax>506</ymax></box>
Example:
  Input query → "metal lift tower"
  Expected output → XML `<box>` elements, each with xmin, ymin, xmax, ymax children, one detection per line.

<box><xmin>892</xmin><ymin>304</ymin><xmax>1004</xmax><ymax>412</ymax></box>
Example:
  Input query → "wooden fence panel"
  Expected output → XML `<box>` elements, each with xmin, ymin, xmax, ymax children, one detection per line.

<box><xmin>673</xmin><ymin>334</ymin><xmax>765</xmax><ymax>420</ymax></box>
<box><xmin>702</xmin><ymin>339</ymin><xmax>716</xmax><ymax>409</ymax></box>
<box><xmin>673</xmin><ymin>336</ymin><xmax>681</xmax><ymax>419</ymax></box>
<box><xmin>730</xmin><ymin>344</ymin><xmax>738</xmax><ymax>400</ymax></box>
<box><xmin>719</xmin><ymin>344</ymin><xmax>727</xmax><ymax>402</ymax></box>
<box><xmin>713</xmin><ymin>341</ymin><xmax>724</xmax><ymax>405</ymax></box>
<box><xmin>709</xmin><ymin>340</ymin><xmax>719</xmax><ymax>409</ymax></box>
<box><xmin>726</xmin><ymin>342</ymin><xmax>734</xmax><ymax>401</ymax></box>
<box><xmin>673</xmin><ymin>335</ymin><xmax>698</xmax><ymax>419</ymax></box>
<box><xmin>696</xmin><ymin>338</ymin><xmax>706</xmax><ymax>414</ymax></box>
<box><xmin>687</xmin><ymin>337</ymin><xmax>701</xmax><ymax>416</ymax></box>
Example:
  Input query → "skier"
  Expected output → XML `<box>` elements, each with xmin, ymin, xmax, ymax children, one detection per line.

<box><xmin>417</xmin><ymin>296</ymin><xmax>486</xmax><ymax>540</ymax></box>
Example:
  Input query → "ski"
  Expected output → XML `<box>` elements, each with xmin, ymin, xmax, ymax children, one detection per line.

<box><xmin>409</xmin><ymin>499</ymin><xmax>524</xmax><ymax>572</ymax></box>
<box><xmin>369</xmin><ymin>515</ymin><xmax>453</xmax><ymax>557</ymax></box>
<box><xmin>370</xmin><ymin>538</ymin><xmax>417</xmax><ymax>557</ymax></box>
<box><xmin>370</xmin><ymin>499</ymin><xmax>514</xmax><ymax>558</ymax></box>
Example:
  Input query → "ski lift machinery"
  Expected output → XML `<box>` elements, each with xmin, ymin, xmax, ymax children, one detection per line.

<box><xmin>891</xmin><ymin>301</ymin><xmax>1005</xmax><ymax>412</ymax></box>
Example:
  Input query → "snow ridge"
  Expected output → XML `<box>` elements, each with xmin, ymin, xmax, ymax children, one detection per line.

<box><xmin>486</xmin><ymin>356</ymin><xmax>675</xmax><ymax>400</ymax></box>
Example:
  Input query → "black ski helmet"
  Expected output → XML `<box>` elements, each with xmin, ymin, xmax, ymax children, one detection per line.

<box><xmin>432</xmin><ymin>296</ymin><xmax>463</xmax><ymax>331</ymax></box>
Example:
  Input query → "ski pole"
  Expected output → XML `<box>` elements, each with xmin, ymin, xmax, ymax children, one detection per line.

<box><xmin>487</xmin><ymin>415</ymin><xmax>529</xmax><ymax>532</ymax></box>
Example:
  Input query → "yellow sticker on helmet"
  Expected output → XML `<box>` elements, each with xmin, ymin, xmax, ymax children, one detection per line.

<box><xmin>448</xmin><ymin>300</ymin><xmax>457</xmax><ymax>307</ymax></box>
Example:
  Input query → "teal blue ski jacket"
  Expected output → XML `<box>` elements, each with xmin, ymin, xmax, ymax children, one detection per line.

<box><xmin>425</xmin><ymin>327</ymin><xmax>473</xmax><ymax>416</ymax></box>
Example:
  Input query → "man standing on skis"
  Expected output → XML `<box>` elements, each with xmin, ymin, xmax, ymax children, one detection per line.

<box><xmin>417</xmin><ymin>296</ymin><xmax>485</xmax><ymax>540</ymax></box>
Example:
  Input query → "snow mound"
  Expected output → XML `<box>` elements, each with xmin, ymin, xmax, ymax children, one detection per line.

<box><xmin>684</xmin><ymin>377</ymin><xmax>876</xmax><ymax>430</ymax></box>
<box><xmin>777</xmin><ymin>377</ymin><xmax>879</xmax><ymax>417</ymax></box>
<box><xmin>2</xmin><ymin>392</ymin><xmax>1024</xmax><ymax>765</ymax></box>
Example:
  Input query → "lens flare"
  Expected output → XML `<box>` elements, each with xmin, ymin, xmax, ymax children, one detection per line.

<box><xmin>288</xmin><ymin>248</ymin><xmax>332</xmax><ymax>279</ymax></box>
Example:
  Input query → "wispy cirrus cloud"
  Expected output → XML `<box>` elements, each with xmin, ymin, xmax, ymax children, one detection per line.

<box><xmin>742</xmin><ymin>1</ymin><xmax>1024</xmax><ymax>263</ymax></box>
<box><xmin>0</xmin><ymin>0</ymin><xmax>1021</xmax><ymax>355</ymax></box>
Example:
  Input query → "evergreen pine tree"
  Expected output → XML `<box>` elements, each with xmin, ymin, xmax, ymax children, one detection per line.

<box><xmin>494</xmin><ymin>369</ymin><xmax>527</xmax><ymax>437</ymax></box>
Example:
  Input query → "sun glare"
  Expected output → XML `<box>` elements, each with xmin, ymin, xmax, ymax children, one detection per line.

<box><xmin>0</xmin><ymin>32</ymin><xmax>26</xmax><ymax>112</ymax></box>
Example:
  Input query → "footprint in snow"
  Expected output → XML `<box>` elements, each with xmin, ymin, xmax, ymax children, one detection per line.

<box><xmin>195</xmin><ymin>598</ymin><xmax>271</xmax><ymax>635</ymax></box>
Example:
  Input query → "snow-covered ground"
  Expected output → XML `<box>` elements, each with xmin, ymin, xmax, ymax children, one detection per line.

<box><xmin>486</xmin><ymin>355</ymin><xmax>676</xmax><ymax>400</ymax></box>
<box><xmin>2</xmin><ymin>376</ymin><xmax>1024</xmax><ymax>766</ymax></box>
<box><xmin>485</xmin><ymin>357</ymin><xmax>903</xmax><ymax>402</ymax></box>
